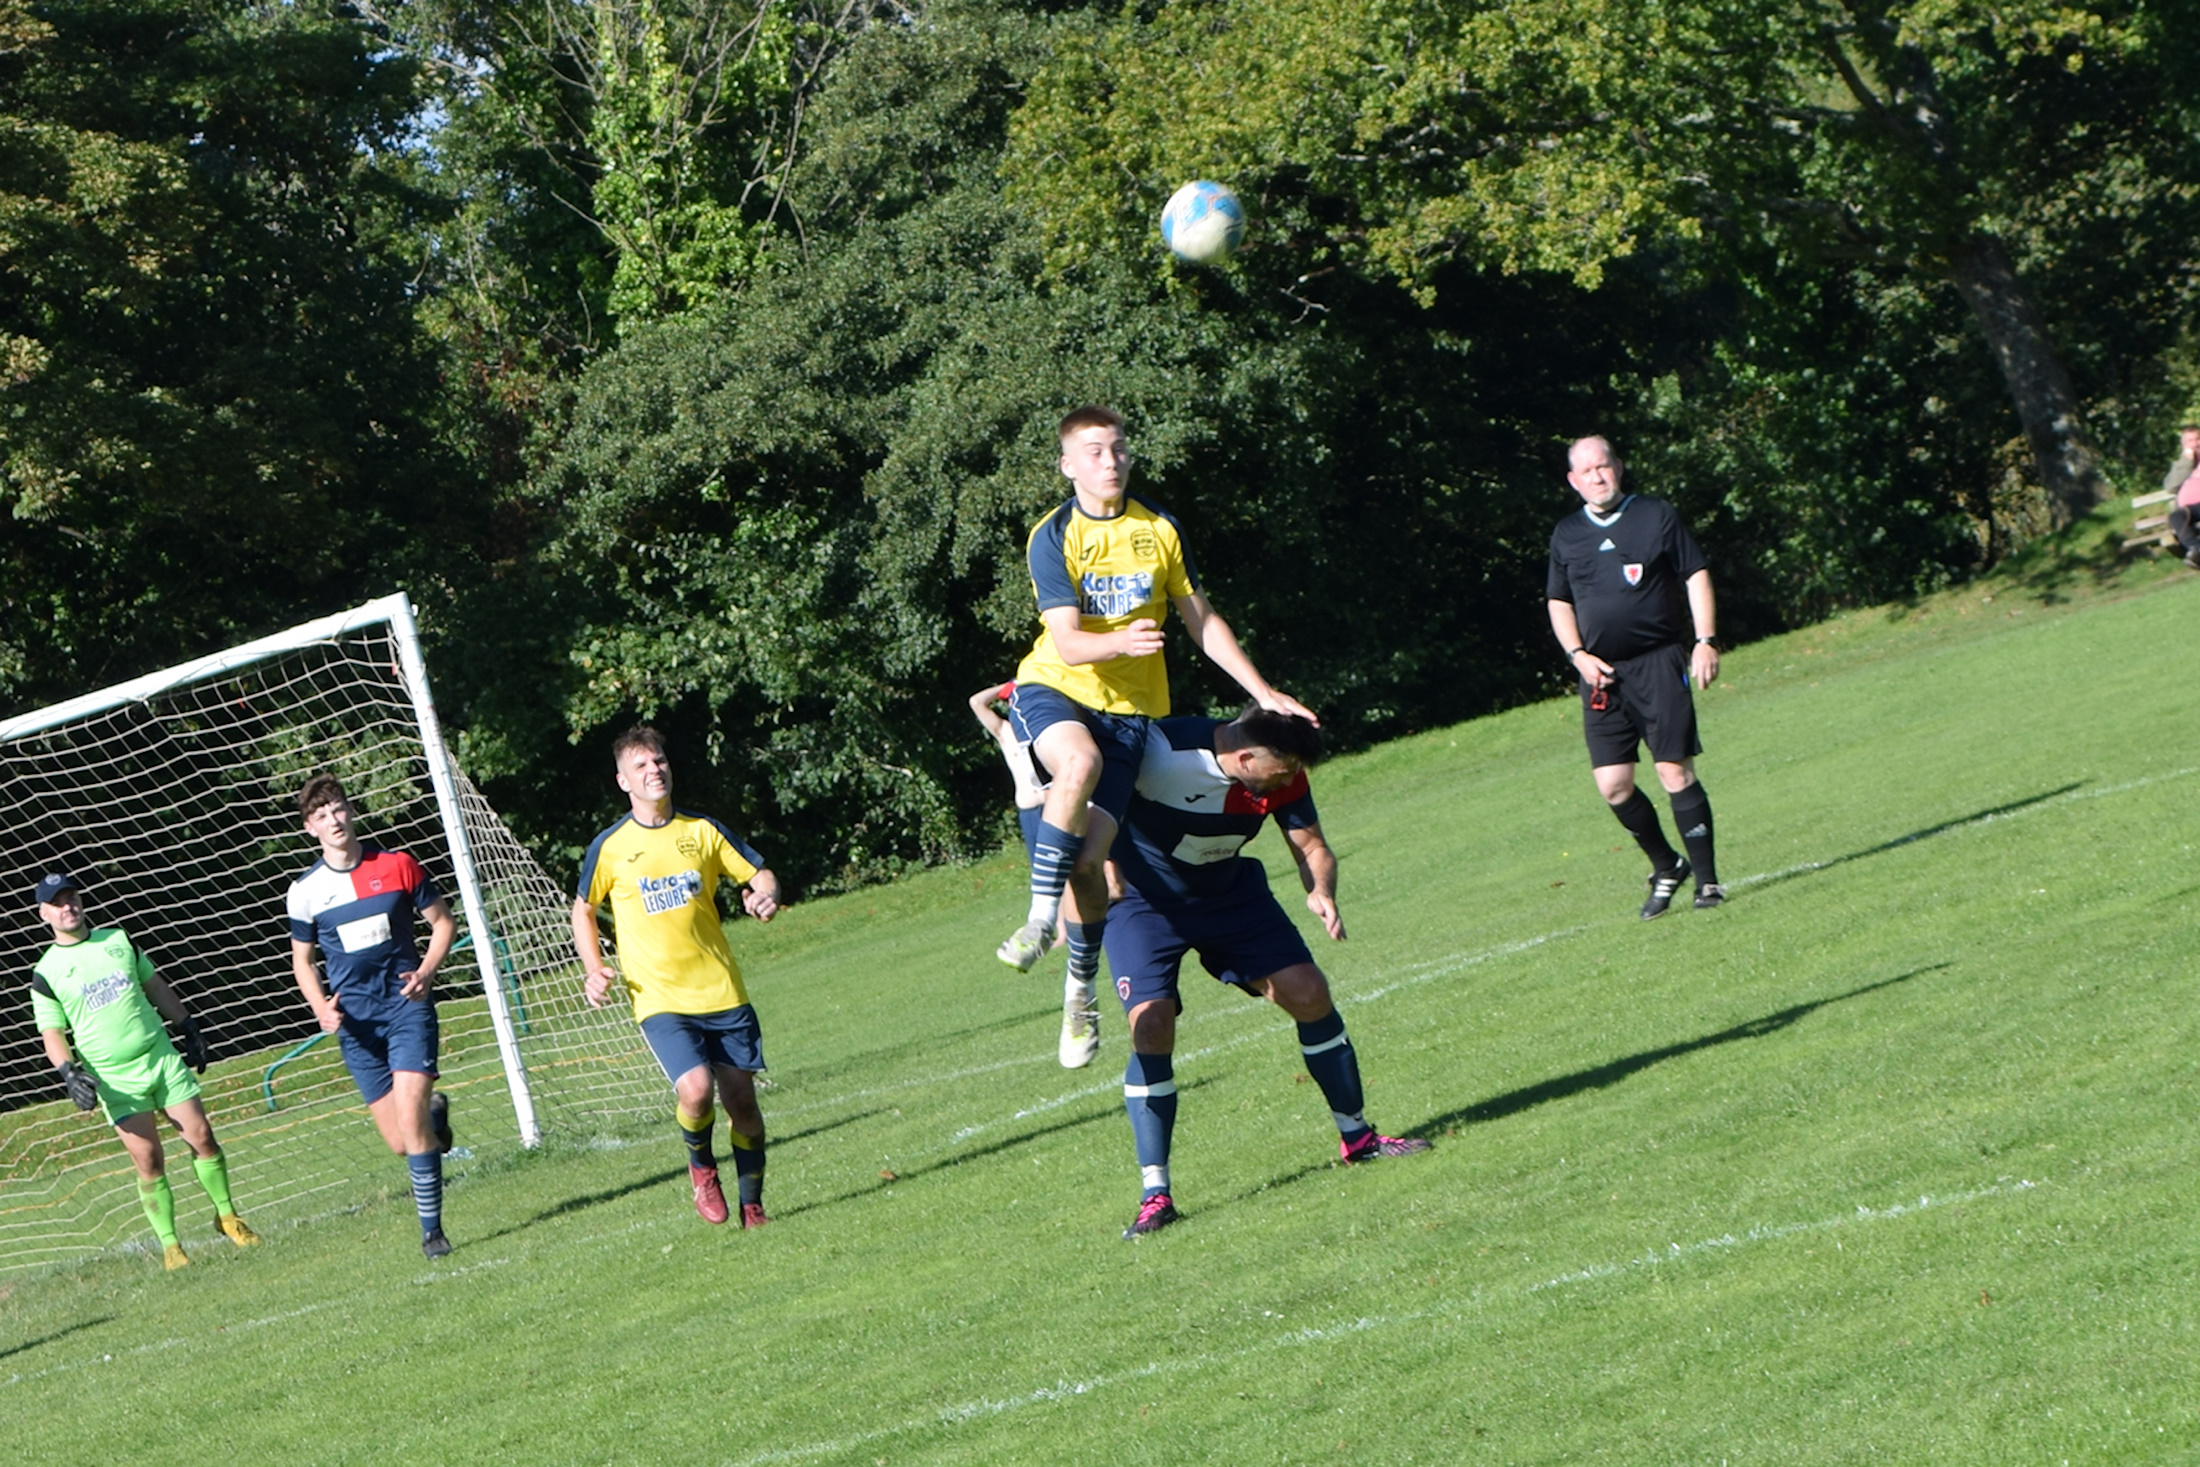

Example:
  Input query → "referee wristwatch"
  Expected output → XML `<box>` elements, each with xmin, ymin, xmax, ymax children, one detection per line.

<box><xmin>1695</xmin><ymin>635</ymin><xmax>1720</xmax><ymax>651</ymax></box>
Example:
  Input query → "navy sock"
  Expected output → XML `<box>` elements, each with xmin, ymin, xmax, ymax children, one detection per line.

<box><xmin>727</xmin><ymin>1129</ymin><xmax>765</xmax><ymax>1207</ymax></box>
<box><xmin>1027</xmin><ymin>821</ymin><xmax>1081</xmax><ymax>925</ymax></box>
<box><xmin>1065</xmin><ymin>920</ymin><xmax>1105</xmax><ymax>989</ymax></box>
<box><xmin>1123</xmin><ymin>1052</ymin><xmax>1177</xmax><ymax>1196</ymax></box>
<box><xmin>1609</xmin><ymin>788</ymin><xmax>1680</xmax><ymax>871</ymax></box>
<box><xmin>1669</xmin><ymin>782</ymin><xmax>1718</xmax><ymax>885</ymax></box>
<box><xmin>407</xmin><ymin>1152</ymin><xmax>444</xmax><ymax>1237</ymax></box>
<box><xmin>1296</xmin><ymin>1011</ymin><xmax>1369</xmax><ymax>1139</ymax></box>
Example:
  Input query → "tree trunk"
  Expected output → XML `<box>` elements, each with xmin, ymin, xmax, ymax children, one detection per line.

<box><xmin>1947</xmin><ymin>231</ymin><xmax>2107</xmax><ymax>526</ymax></box>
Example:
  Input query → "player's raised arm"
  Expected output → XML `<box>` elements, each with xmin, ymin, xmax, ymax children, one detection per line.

<box><xmin>1172</xmin><ymin>590</ymin><xmax>1317</xmax><ymax>724</ymax></box>
<box><xmin>1039</xmin><ymin>604</ymin><xmax>1166</xmax><ymax>666</ymax></box>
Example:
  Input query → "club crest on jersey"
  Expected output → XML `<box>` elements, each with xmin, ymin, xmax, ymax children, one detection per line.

<box><xmin>676</xmin><ymin>834</ymin><xmax>701</xmax><ymax>860</ymax></box>
<box><xmin>639</xmin><ymin>870</ymin><xmax>703</xmax><ymax>914</ymax></box>
<box><xmin>1623</xmin><ymin>563</ymin><xmax>1644</xmax><ymax>586</ymax></box>
<box><xmin>1081</xmin><ymin>570</ymin><xmax>1154</xmax><ymax>617</ymax></box>
<box><xmin>1129</xmin><ymin>529</ymin><xmax>1158</xmax><ymax>561</ymax></box>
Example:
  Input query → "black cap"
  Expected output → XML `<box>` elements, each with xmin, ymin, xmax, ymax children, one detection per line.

<box><xmin>32</xmin><ymin>873</ymin><xmax>79</xmax><ymax>905</ymax></box>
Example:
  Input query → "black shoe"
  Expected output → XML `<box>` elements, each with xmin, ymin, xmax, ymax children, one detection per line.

<box><xmin>1694</xmin><ymin>882</ymin><xmax>1727</xmax><ymax>910</ymax></box>
<box><xmin>421</xmin><ymin>1230</ymin><xmax>453</xmax><ymax>1259</ymax></box>
<box><xmin>429</xmin><ymin>1091</ymin><xmax>453</xmax><ymax>1154</ymax></box>
<box><xmin>1641</xmin><ymin>858</ymin><xmax>1691</xmax><ymax>920</ymax></box>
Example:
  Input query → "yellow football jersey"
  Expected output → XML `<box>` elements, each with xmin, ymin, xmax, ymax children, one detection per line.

<box><xmin>1014</xmin><ymin>493</ymin><xmax>1200</xmax><ymax>716</ymax></box>
<box><xmin>577</xmin><ymin>810</ymin><xmax>764</xmax><ymax>1020</ymax></box>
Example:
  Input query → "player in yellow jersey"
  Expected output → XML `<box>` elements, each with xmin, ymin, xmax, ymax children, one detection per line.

<box><xmin>1000</xmin><ymin>406</ymin><xmax>1315</xmax><ymax>1074</ymax></box>
<box><xmin>571</xmin><ymin>726</ymin><xmax>784</xmax><ymax>1228</ymax></box>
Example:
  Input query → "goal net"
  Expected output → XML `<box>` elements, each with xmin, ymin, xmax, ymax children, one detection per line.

<box><xmin>0</xmin><ymin>595</ymin><xmax>665</xmax><ymax>1275</ymax></box>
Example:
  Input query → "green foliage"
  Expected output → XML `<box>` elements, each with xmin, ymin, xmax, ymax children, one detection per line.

<box><xmin>460</xmin><ymin>0</ymin><xmax>1718</xmax><ymax>888</ymax></box>
<box><xmin>0</xmin><ymin>0</ymin><xmax>474</xmax><ymax>704</ymax></box>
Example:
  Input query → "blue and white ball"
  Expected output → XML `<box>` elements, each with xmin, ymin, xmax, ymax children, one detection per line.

<box><xmin>1159</xmin><ymin>180</ymin><xmax>1246</xmax><ymax>265</ymax></box>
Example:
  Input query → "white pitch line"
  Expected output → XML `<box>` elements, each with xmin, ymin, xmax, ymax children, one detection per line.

<box><xmin>720</xmin><ymin>1175</ymin><xmax>2044</xmax><ymax>1466</ymax></box>
<box><xmin>1731</xmin><ymin>769</ymin><xmax>2196</xmax><ymax>889</ymax></box>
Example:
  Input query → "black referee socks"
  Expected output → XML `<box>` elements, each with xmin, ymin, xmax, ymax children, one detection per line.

<box><xmin>1667</xmin><ymin>781</ymin><xmax>1718</xmax><ymax>886</ymax></box>
<box><xmin>1609</xmin><ymin>788</ymin><xmax>1681</xmax><ymax>872</ymax></box>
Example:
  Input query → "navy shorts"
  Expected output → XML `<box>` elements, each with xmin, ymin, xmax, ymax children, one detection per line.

<box><xmin>1582</xmin><ymin>642</ymin><xmax>1702</xmax><ymax>767</ymax></box>
<box><xmin>639</xmin><ymin>1005</ymin><xmax>766</xmax><ymax>1083</ymax></box>
<box><xmin>1103</xmin><ymin>874</ymin><xmax>1314</xmax><ymax>1014</ymax></box>
<box><xmin>337</xmin><ymin>999</ymin><xmax>439</xmax><ymax>1105</ymax></box>
<box><xmin>1008</xmin><ymin>683</ymin><xmax>1148</xmax><ymax>825</ymax></box>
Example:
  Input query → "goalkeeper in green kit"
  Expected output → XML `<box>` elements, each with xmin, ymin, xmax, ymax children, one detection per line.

<box><xmin>30</xmin><ymin>872</ymin><xmax>260</xmax><ymax>1270</ymax></box>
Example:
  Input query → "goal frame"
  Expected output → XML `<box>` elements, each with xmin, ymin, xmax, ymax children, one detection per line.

<box><xmin>0</xmin><ymin>592</ymin><xmax>544</xmax><ymax>1145</ymax></box>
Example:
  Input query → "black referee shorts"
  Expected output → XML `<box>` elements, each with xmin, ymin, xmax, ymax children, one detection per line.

<box><xmin>1580</xmin><ymin>642</ymin><xmax>1702</xmax><ymax>767</ymax></box>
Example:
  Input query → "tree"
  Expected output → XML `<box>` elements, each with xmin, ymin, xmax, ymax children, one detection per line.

<box><xmin>0</xmin><ymin>0</ymin><xmax>471</xmax><ymax>704</ymax></box>
<box><xmin>1005</xmin><ymin>0</ymin><xmax>2200</xmax><ymax>524</ymax></box>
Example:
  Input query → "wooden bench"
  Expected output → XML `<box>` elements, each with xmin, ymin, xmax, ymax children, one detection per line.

<box><xmin>2125</xmin><ymin>488</ymin><xmax>2176</xmax><ymax>553</ymax></box>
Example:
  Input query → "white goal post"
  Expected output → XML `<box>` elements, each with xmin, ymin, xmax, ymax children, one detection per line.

<box><xmin>0</xmin><ymin>594</ymin><xmax>663</xmax><ymax>1274</ymax></box>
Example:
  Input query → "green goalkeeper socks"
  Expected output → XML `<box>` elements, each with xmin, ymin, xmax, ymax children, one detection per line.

<box><xmin>138</xmin><ymin>1175</ymin><xmax>178</xmax><ymax>1247</ymax></box>
<box><xmin>192</xmin><ymin>1149</ymin><xmax>235</xmax><ymax>1216</ymax></box>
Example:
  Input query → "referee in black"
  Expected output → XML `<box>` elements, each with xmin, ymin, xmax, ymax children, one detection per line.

<box><xmin>1546</xmin><ymin>435</ymin><xmax>1725</xmax><ymax>918</ymax></box>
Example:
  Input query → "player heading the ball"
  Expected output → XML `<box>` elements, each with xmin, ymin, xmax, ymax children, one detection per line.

<box><xmin>572</xmin><ymin>727</ymin><xmax>783</xmax><ymax>1230</ymax></box>
<box><xmin>286</xmin><ymin>774</ymin><xmax>460</xmax><ymax>1259</ymax></box>
<box><xmin>32</xmin><ymin>872</ymin><xmax>260</xmax><ymax>1269</ymax></box>
<box><xmin>1106</xmin><ymin>709</ymin><xmax>1428</xmax><ymax>1239</ymax></box>
<box><xmin>999</xmin><ymin>406</ymin><xmax>1315</xmax><ymax>1055</ymax></box>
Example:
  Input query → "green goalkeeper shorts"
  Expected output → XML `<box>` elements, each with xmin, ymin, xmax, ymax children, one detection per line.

<box><xmin>95</xmin><ymin>1048</ymin><xmax>200</xmax><ymax>1125</ymax></box>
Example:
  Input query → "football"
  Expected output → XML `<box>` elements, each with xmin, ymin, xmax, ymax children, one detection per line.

<box><xmin>1159</xmin><ymin>180</ymin><xmax>1246</xmax><ymax>265</ymax></box>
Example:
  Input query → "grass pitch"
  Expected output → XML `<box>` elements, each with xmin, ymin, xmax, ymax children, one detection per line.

<box><xmin>4</xmin><ymin>536</ymin><xmax>2198</xmax><ymax>1463</ymax></box>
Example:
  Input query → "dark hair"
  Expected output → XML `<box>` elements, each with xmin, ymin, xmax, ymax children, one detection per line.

<box><xmin>1058</xmin><ymin>404</ymin><xmax>1125</xmax><ymax>442</ymax></box>
<box><xmin>297</xmin><ymin>772</ymin><xmax>348</xmax><ymax>816</ymax></box>
<box><xmin>611</xmin><ymin>725</ymin><xmax>667</xmax><ymax>765</ymax></box>
<box><xmin>1231</xmin><ymin>707</ymin><xmax>1324</xmax><ymax>766</ymax></box>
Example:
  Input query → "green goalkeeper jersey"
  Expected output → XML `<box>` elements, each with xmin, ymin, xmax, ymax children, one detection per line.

<box><xmin>30</xmin><ymin>928</ymin><xmax>174</xmax><ymax>1074</ymax></box>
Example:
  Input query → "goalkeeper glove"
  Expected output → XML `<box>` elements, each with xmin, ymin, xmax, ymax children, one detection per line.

<box><xmin>57</xmin><ymin>1062</ymin><xmax>98</xmax><ymax>1112</ymax></box>
<box><xmin>179</xmin><ymin>1016</ymin><xmax>207</xmax><ymax>1074</ymax></box>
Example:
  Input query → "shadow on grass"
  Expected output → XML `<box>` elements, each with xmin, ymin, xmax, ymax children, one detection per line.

<box><xmin>1747</xmin><ymin>788</ymin><xmax>2080</xmax><ymax>893</ymax></box>
<box><xmin>0</xmin><ymin>1316</ymin><xmax>114</xmax><ymax>1362</ymax></box>
<box><xmin>769</xmin><ymin>1077</ymin><xmax>1218</xmax><ymax>1223</ymax></box>
<box><xmin>794</xmin><ymin>1009</ymin><xmax>1066</xmax><ymax>1087</ymax></box>
<box><xmin>1421</xmin><ymin>965</ymin><xmax>1947</xmax><ymax>1134</ymax></box>
<box><xmin>464</xmin><ymin>1107</ymin><xmax>895</xmax><ymax>1242</ymax></box>
<box><xmin>467</xmin><ymin>1167</ymin><xmax>691</xmax><ymax>1244</ymax></box>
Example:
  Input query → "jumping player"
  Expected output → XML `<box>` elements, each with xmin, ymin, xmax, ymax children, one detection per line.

<box><xmin>286</xmin><ymin>774</ymin><xmax>459</xmax><ymax>1259</ymax></box>
<box><xmin>572</xmin><ymin>727</ymin><xmax>783</xmax><ymax>1229</ymax></box>
<box><xmin>32</xmin><ymin>872</ymin><xmax>260</xmax><ymax>1270</ymax></box>
<box><xmin>969</xmin><ymin>677</ymin><xmax>1122</xmax><ymax>1068</ymax></box>
<box><xmin>1104</xmin><ymin>709</ymin><xmax>1427</xmax><ymax>1239</ymax></box>
<box><xmin>1000</xmin><ymin>405</ymin><xmax>1314</xmax><ymax>1077</ymax></box>
<box><xmin>1546</xmin><ymin>435</ymin><xmax>1727</xmax><ymax>918</ymax></box>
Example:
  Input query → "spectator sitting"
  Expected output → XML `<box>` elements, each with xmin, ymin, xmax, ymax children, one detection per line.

<box><xmin>2164</xmin><ymin>426</ymin><xmax>2200</xmax><ymax>568</ymax></box>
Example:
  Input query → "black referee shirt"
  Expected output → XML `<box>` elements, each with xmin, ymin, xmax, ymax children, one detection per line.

<box><xmin>1545</xmin><ymin>495</ymin><xmax>1707</xmax><ymax>661</ymax></box>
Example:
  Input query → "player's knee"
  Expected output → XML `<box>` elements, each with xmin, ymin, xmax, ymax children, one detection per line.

<box><xmin>1265</xmin><ymin>964</ymin><xmax>1332</xmax><ymax>1020</ymax></box>
<box><xmin>1654</xmin><ymin>762</ymin><xmax>1696</xmax><ymax>793</ymax></box>
<box><xmin>1127</xmin><ymin>1001</ymin><xmax>1176</xmax><ymax>1053</ymax></box>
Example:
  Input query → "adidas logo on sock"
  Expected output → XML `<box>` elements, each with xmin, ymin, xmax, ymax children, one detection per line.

<box><xmin>1683</xmin><ymin>823</ymin><xmax>1708</xmax><ymax>838</ymax></box>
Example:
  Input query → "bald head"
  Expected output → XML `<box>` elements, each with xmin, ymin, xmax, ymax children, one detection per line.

<box><xmin>1566</xmin><ymin>435</ymin><xmax>1625</xmax><ymax>511</ymax></box>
